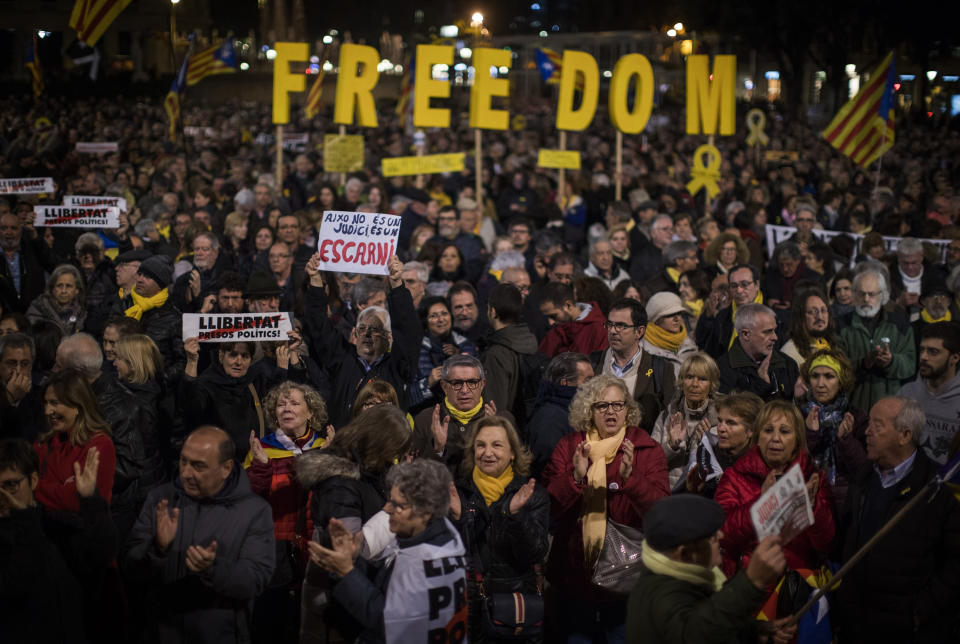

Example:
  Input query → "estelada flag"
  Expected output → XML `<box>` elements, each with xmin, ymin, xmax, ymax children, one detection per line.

<box><xmin>822</xmin><ymin>51</ymin><xmax>896</xmax><ymax>168</ymax></box>
<box><xmin>24</xmin><ymin>34</ymin><xmax>44</xmax><ymax>99</ymax></box>
<box><xmin>305</xmin><ymin>45</ymin><xmax>330</xmax><ymax>120</ymax></box>
<box><xmin>186</xmin><ymin>40</ymin><xmax>237</xmax><ymax>86</ymax></box>
<box><xmin>165</xmin><ymin>48</ymin><xmax>190</xmax><ymax>142</ymax></box>
<box><xmin>535</xmin><ymin>48</ymin><xmax>562</xmax><ymax>84</ymax></box>
<box><xmin>69</xmin><ymin>0</ymin><xmax>132</xmax><ymax>48</ymax></box>
<box><xmin>395</xmin><ymin>50</ymin><xmax>415</xmax><ymax>121</ymax></box>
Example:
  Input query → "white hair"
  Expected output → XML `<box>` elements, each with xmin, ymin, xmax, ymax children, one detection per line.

<box><xmin>852</xmin><ymin>267</ymin><xmax>891</xmax><ymax>305</ymax></box>
<box><xmin>733</xmin><ymin>303</ymin><xmax>776</xmax><ymax>332</ymax></box>
<box><xmin>57</xmin><ymin>333</ymin><xmax>103</xmax><ymax>378</ymax></box>
<box><xmin>357</xmin><ymin>305</ymin><xmax>391</xmax><ymax>335</ymax></box>
<box><xmin>890</xmin><ymin>397</ymin><xmax>925</xmax><ymax>446</ymax></box>
<box><xmin>897</xmin><ymin>237</ymin><xmax>923</xmax><ymax>258</ymax></box>
<box><xmin>402</xmin><ymin>261</ymin><xmax>429</xmax><ymax>284</ymax></box>
<box><xmin>490</xmin><ymin>250</ymin><xmax>526</xmax><ymax>272</ymax></box>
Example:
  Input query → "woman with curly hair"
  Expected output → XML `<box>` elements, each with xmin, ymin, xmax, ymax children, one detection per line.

<box><xmin>703</xmin><ymin>232</ymin><xmax>750</xmax><ymax>275</ymax></box>
<box><xmin>245</xmin><ymin>381</ymin><xmax>330</xmax><ymax>643</ymax></box>
<box><xmin>542</xmin><ymin>374</ymin><xmax>669</xmax><ymax>643</ymax></box>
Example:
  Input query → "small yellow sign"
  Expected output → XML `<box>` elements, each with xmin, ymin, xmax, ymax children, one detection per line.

<box><xmin>537</xmin><ymin>149</ymin><xmax>581</xmax><ymax>170</ymax></box>
<box><xmin>323</xmin><ymin>134</ymin><xmax>365</xmax><ymax>173</ymax></box>
<box><xmin>381</xmin><ymin>152</ymin><xmax>465</xmax><ymax>177</ymax></box>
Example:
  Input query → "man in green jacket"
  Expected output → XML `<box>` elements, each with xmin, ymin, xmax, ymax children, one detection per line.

<box><xmin>838</xmin><ymin>268</ymin><xmax>916</xmax><ymax>411</ymax></box>
<box><xmin>627</xmin><ymin>495</ymin><xmax>796</xmax><ymax>644</ymax></box>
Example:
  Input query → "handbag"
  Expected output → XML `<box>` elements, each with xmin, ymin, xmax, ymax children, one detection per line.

<box><xmin>591</xmin><ymin>518</ymin><xmax>645</xmax><ymax>594</ymax></box>
<box><xmin>478</xmin><ymin>568</ymin><xmax>545</xmax><ymax>640</ymax></box>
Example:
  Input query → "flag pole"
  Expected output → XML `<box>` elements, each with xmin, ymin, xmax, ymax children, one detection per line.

<box><xmin>873</xmin><ymin>121</ymin><xmax>888</xmax><ymax>195</ymax></box>
<box><xmin>339</xmin><ymin>124</ymin><xmax>347</xmax><ymax>187</ymax></box>
<box><xmin>615</xmin><ymin>130</ymin><xmax>623</xmax><ymax>201</ymax></box>
<box><xmin>475</xmin><ymin>129</ymin><xmax>483</xmax><ymax>209</ymax></box>
<box><xmin>558</xmin><ymin>130</ymin><xmax>566</xmax><ymax>204</ymax></box>
<box><xmin>275</xmin><ymin>126</ymin><xmax>284</xmax><ymax>191</ymax></box>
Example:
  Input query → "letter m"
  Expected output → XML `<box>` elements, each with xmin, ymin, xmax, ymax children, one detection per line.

<box><xmin>685</xmin><ymin>55</ymin><xmax>736</xmax><ymax>136</ymax></box>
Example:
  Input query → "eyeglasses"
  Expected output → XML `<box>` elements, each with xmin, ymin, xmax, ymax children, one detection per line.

<box><xmin>592</xmin><ymin>401</ymin><xmax>626</xmax><ymax>413</ymax></box>
<box><xmin>730</xmin><ymin>280</ymin><xmax>756</xmax><ymax>291</ymax></box>
<box><xmin>445</xmin><ymin>378</ymin><xmax>482</xmax><ymax>391</ymax></box>
<box><xmin>269</xmin><ymin>253</ymin><xmax>291</xmax><ymax>260</ymax></box>
<box><xmin>427</xmin><ymin>311</ymin><xmax>450</xmax><ymax>320</ymax></box>
<box><xmin>855</xmin><ymin>289</ymin><xmax>883</xmax><ymax>299</ymax></box>
<box><xmin>805</xmin><ymin>307</ymin><xmax>829</xmax><ymax>317</ymax></box>
<box><xmin>384</xmin><ymin>498</ymin><xmax>411</xmax><ymax>512</ymax></box>
<box><xmin>795</xmin><ymin>217</ymin><xmax>816</xmax><ymax>224</ymax></box>
<box><xmin>356</xmin><ymin>325</ymin><xmax>384</xmax><ymax>336</ymax></box>
<box><xmin>0</xmin><ymin>476</ymin><xmax>24</xmax><ymax>493</ymax></box>
<box><xmin>603</xmin><ymin>321</ymin><xmax>637</xmax><ymax>332</ymax></box>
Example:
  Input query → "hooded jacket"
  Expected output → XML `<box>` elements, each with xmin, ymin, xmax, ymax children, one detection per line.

<box><xmin>527</xmin><ymin>381</ymin><xmax>578</xmax><ymax>480</ymax></box>
<box><xmin>539</xmin><ymin>302</ymin><xmax>609</xmax><ymax>358</ymax></box>
<box><xmin>125</xmin><ymin>467</ymin><xmax>276</xmax><ymax>644</ymax></box>
<box><xmin>898</xmin><ymin>373</ymin><xmax>960</xmax><ymax>464</ymax></box>
<box><xmin>714</xmin><ymin>446</ymin><xmax>835</xmax><ymax>577</ymax></box>
<box><xmin>480</xmin><ymin>323</ymin><xmax>540</xmax><ymax>414</ymax></box>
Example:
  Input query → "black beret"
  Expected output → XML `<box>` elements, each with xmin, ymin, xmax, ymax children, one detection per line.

<box><xmin>643</xmin><ymin>494</ymin><xmax>725</xmax><ymax>551</ymax></box>
<box><xmin>115</xmin><ymin>249</ymin><xmax>152</xmax><ymax>264</ymax></box>
<box><xmin>922</xmin><ymin>278</ymin><xmax>952</xmax><ymax>300</ymax></box>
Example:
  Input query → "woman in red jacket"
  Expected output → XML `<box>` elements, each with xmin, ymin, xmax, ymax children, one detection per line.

<box><xmin>714</xmin><ymin>400</ymin><xmax>835</xmax><ymax>578</ymax></box>
<box><xmin>244</xmin><ymin>380</ymin><xmax>329</xmax><ymax>643</ymax></box>
<box><xmin>33</xmin><ymin>370</ymin><xmax>115</xmax><ymax>512</ymax></box>
<box><xmin>543</xmin><ymin>374</ymin><xmax>669</xmax><ymax>643</ymax></box>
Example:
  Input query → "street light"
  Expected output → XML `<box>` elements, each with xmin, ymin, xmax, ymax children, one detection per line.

<box><xmin>170</xmin><ymin>0</ymin><xmax>180</xmax><ymax>50</ymax></box>
<box><xmin>673</xmin><ymin>22</ymin><xmax>683</xmax><ymax>32</ymax></box>
<box><xmin>472</xmin><ymin>12</ymin><xmax>483</xmax><ymax>24</ymax></box>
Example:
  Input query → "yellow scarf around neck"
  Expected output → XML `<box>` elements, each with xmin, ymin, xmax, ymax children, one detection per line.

<box><xmin>641</xmin><ymin>539</ymin><xmax>726</xmax><ymax>591</ymax></box>
<box><xmin>472</xmin><ymin>465</ymin><xmax>514</xmax><ymax>506</ymax></box>
<box><xmin>445</xmin><ymin>397</ymin><xmax>483</xmax><ymax>426</ymax></box>
<box><xmin>666</xmin><ymin>267</ymin><xmax>681</xmax><ymax>283</ymax></box>
<box><xmin>728</xmin><ymin>291</ymin><xmax>764</xmax><ymax>349</ymax></box>
<box><xmin>811</xmin><ymin>337</ymin><xmax>831</xmax><ymax>351</ymax></box>
<box><xmin>922</xmin><ymin>309</ymin><xmax>952</xmax><ymax>324</ymax></box>
<box><xmin>582</xmin><ymin>425</ymin><xmax>626</xmax><ymax>564</ymax></box>
<box><xmin>125</xmin><ymin>287</ymin><xmax>169</xmax><ymax>321</ymax></box>
<box><xmin>686</xmin><ymin>298</ymin><xmax>704</xmax><ymax>318</ymax></box>
<box><xmin>645</xmin><ymin>322</ymin><xmax>687</xmax><ymax>353</ymax></box>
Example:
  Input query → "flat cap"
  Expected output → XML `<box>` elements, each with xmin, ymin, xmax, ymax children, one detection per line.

<box><xmin>643</xmin><ymin>494</ymin><xmax>725</xmax><ymax>551</ymax></box>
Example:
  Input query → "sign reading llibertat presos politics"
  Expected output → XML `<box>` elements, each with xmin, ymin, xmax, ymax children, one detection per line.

<box><xmin>64</xmin><ymin>195</ymin><xmax>128</xmax><ymax>212</ymax></box>
<box><xmin>316</xmin><ymin>210</ymin><xmax>401</xmax><ymax>276</ymax></box>
<box><xmin>0</xmin><ymin>177</ymin><xmax>54</xmax><ymax>194</ymax></box>
<box><xmin>182</xmin><ymin>312</ymin><xmax>294</xmax><ymax>342</ymax></box>
<box><xmin>34</xmin><ymin>205</ymin><xmax>120</xmax><ymax>228</ymax></box>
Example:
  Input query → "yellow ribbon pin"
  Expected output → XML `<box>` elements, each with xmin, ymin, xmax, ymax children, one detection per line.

<box><xmin>686</xmin><ymin>144</ymin><xmax>721</xmax><ymax>199</ymax></box>
<box><xmin>645</xmin><ymin>368</ymin><xmax>653</xmax><ymax>377</ymax></box>
<box><xmin>745</xmin><ymin>108</ymin><xmax>769</xmax><ymax>146</ymax></box>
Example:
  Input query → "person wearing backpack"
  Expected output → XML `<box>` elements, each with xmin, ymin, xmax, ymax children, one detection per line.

<box><xmin>481</xmin><ymin>284</ymin><xmax>542</xmax><ymax>421</ymax></box>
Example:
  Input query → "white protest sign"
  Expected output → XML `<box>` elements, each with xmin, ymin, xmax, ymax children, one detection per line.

<box><xmin>0</xmin><ymin>177</ymin><xmax>54</xmax><ymax>194</ymax></box>
<box><xmin>317</xmin><ymin>210</ymin><xmax>401</xmax><ymax>276</ymax></box>
<box><xmin>64</xmin><ymin>195</ymin><xmax>128</xmax><ymax>212</ymax></box>
<box><xmin>75</xmin><ymin>142</ymin><xmax>119</xmax><ymax>154</ymax></box>
<box><xmin>182</xmin><ymin>312</ymin><xmax>293</xmax><ymax>342</ymax></box>
<box><xmin>34</xmin><ymin>205</ymin><xmax>120</xmax><ymax>228</ymax></box>
<box><xmin>750</xmin><ymin>463</ymin><xmax>815</xmax><ymax>543</ymax></box>
<box><xmin>282</xmin><ymin>132</ymin><xmax>309</xmax><ymax>152</ymax></box>
<box><xmin>764</xmin><ymin>224</ymin><xmax>950</xmax><ymax>266</ymax></box>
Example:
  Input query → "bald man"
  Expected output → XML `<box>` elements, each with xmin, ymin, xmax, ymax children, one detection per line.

<box><xmin>126</xmin><ymin>427</ymin><xmax>275</xmax><ymax>643</ymax></box>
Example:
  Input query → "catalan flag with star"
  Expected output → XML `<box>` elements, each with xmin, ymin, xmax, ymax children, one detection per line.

<box><xmin>822</xmin><ymin>51</ymin><xmax>896</xmax><ymax>168</ymax></box>
<box><xmin>69</xmin><ymin>0</ymin><xmax>132</xmax><ymax>47</ymax></box>
<box><xmin>186</xmin><ymin>39</ymin><xmax>237</xmax><ymax>86</ymax></box>
<box><xmin>25</xmin><ymin>34</ymin><xmax>44</xmax><ymax>99</ymax></box>
<box><xmin>535</xmin><ymin>47</ymin><xmax>562</xmax><ymax>84</ymax></box>
<box><xmin>304</xmin><ymin>46</ymin><xmax>330</xmax><ymax>120</ymax></box>
<box><xmin>164</xmin><ymin>49</ymin><xmax>190</xmax><ymax>142</ymax></box>
<box><xmin>395</xmin><ymin>50</ymin><xmax>416</xmax><ymax>124</ymax></box>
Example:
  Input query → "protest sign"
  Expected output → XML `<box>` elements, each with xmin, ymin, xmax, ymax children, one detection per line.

<box><xmin>764</xmin><ymin>150</ymin><xmax>799</xmax><ymax>162</ymax></box>
<box><xmin>64</xmin><ymin>195</ymin><xmax>128</xmax><ymax>212</ymax></box>
<box><xmin>34</xmin><ymin>205</ymin><xmax>119</xmax><ymax>228</ymax></box>
<box><xmin>381</xmin><ymin>152</ymin><xmax>465</xmax><ymax>177</ymax></box>
<box><xmin>750</xmin><ymin>463</ymin><xmax>815</xmax><ymax>543</ymax></box>
<box><xmin>0</xmin><ymin>177</ymin><xmax>54</xmax><ymax>194</ymax></box>
<box><xmin>183</xmin><ymin>312</ymin><xmax>293</xmax><ymax>342</ymax></box>
<box><xmin>282</xmin><ymin>132</ymin><xmax>309</xmax><ymax>152</ymax></box>
<box><xmin>75</xmin><ymin>142</ymin><xmax>119</xmax><ymax>153</ymax></box>
<box><xmin>537</xmin><ymin>149</ymin><xmax>581</xmax><ymax>170</ymax></box>
<box><xmin>764</xmin><ymin>224</ymin><xmax>950</xmax><ymax>265</ymax></box>
<box><xmin>316</xmin><ymin>210</ymin><xmax>400</xmax><ymax>276</ymax></box>
<box><xmin>323</xmin><ymin>134</ymin><xmax>365</xmax><ymax>172</ymax></box>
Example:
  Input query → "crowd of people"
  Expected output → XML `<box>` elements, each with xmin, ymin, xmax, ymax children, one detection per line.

<box><xmin>1</xmin><ymin>91</ymin><xmax>960</xmax><ymax>644</ymax></box>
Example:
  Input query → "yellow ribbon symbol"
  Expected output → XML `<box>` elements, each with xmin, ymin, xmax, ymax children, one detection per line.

<box><xmin>686</xmin><ymin>144</ymin><xmax>721</xmax><ymax>199</ymax></box>
<box><xmin>745</xmin><ymin>108</ymin><xmax>769</xmax><ymax>146</ymax></box>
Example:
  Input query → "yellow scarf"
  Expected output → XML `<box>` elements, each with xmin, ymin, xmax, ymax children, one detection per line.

<box><xmin>812</xmin><ymin>337</ymin><xmax>831</xmax><ymax>351</ymax></box>
<box><xmin>922</xmin><ymin>309</ymin><xmax>952</xmax><ymax>323</ymax></box>
<box><xmin>125</xmin><ymin>287</ymin><xmax>169</xmax><ymax>321</ymax></box>
<box><xmin>488</xmin><ymin>269</ymin><xmax>503</xmax><ymax>282</ymax></box>
<box><xmin>641</xmin><ymin>539</ymin><xmax>726</xmax><ymax>591</ymax></box>
<box><xmin>645</xmin><ymin>323</ymin><xmax>687</xmax><ymax>353</ymax></box>
<box><xmin>472</xmin><ymin>465</ymin><xmax>514</xmax><ymax>506</ymax></box>
<box><xmin>445</xmin><ymin>397</ymin><xmax>483</xmax><ymax>426</ymax></box>
<box><xmin>728</xmin><ymin>291</ymin><xmax>764</xmax><ymax>349</ymax></box>
<box><xmin>666</xmin><ymin>267</ymin><xmax>681</xmax><ymax>283</ymax></box>
<box><xmin>157</xmin><ymin>224</ymin><xmax>171</xmax><ymax>241</ymax></box>
<box><xmin>686</xmin><ymin>298</ymin><xmax>704</xmax><ymax>318</ymax></box>
<box><xmin>582</xmin><ymin>425</ymin><xmax>626</xmax><ymax>564</ymax></box>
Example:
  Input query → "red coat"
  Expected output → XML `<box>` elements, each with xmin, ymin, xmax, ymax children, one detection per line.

<box><xmin>538</xmin><ymin>301</ymin><xmax>609</xmax><ymax>358</ymax></box>
<box><xmin>33</xmin><ymin>431</ymin><xmax>116</xmax><ymax>512</ymax></box>
<box><xmin>714</xmin><ymin>445</ymin><xmax>835</xmax><ymax>577</ymax></box>
<box><xmin>542</xmin><ymin>425</ymin><xmax>669</xmax><ymax>600</ymax></box>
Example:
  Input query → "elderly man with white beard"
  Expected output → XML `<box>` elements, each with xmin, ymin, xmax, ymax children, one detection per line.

<box><xmin>838</xmin><ymin>267</ymin><xmax>917</xmax><ymax>411</ymax></box>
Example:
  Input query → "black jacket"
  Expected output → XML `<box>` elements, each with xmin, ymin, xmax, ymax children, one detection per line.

<box><xmin>527</xmin><ymin>381</ymin><xmax>578</xmax><ymax>480</ymax></box>
<box><xmin>717</xmin><ymin>339</ymin><xmax>798</xmax><ymax>402</ymax></box>
<box><xmin>114</xmin><ymin>295</ymin><xmax>186</xmax><ymax>384</ymax></box>
<box><xmin>302</xmin><ymin>283</ymin><xmax>422</xmax><ymax>427</ymax></box>
<box><xmin>0</xmin><ymin>234</ymin><xmax>58</xmax><ymax>312</ymax></box>
<box><xmin>695</xmin><ymin>305</ymin><xmax>737</xmax><ymax>361</ymax></box>
<box><xmin>480</xmin><ymin>324</ymin><xmax>540</xmax><ymax>416</ymax></box>
<box><xmin>836</xmin><ymin>451</ymin><xmax>960</xmax><ymax>643</ymax></box>
<box><xmin>81</xmin><ymin>259</ymin><xmax>119</xmax><ymax>338</ymax></box>
<box><xmin>411</xmin><ymin>403</ymin><xmax>517</xmax><ymax>475</ymax></box>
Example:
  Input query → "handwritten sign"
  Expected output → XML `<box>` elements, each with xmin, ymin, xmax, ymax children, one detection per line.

<box><xmin>750</xmin><ymin>464</ymin><xmax>814</xmax><ymax>543</ymax></box>
<box><xmin>0</xmin><ymin>177</ymin><xmax>54</xmax><ymax>194</ymax></box>
<box><xmin>537</xmin><ymin>149</ymin><xmax>581</xmax><ymax>170</ymax></box>
<box><xmin>317</xmin><ymin>210</ymin><xmax>400</xmax><ymax>276</ymax></box>
<box><xmin>183</xmin><ymin>312</ymin><xmax>293</xmax><ymax>342</ymax></box>
<box><xmin>64</xmin><ymin>195</ymin><xmax>128</xmax><ymax>212</ymax></box>
<box><xmin>75</xmin><ymin>142</ymin><xmax>119</xmax><ymax>154</ymax></box>
<box><xmin>324</xmin><ymin>134</ymin><xmax>365</xmax><ymax>173</ymax></box>
<box><xmin>34</xmin><ymin>205</ymin><xmax>119</xmax><ymax>228</ymax></box>
<box><xmin>381</xmin><ymin>152</ymin><xmax>465</xmax><ymax>177</ymax></box>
